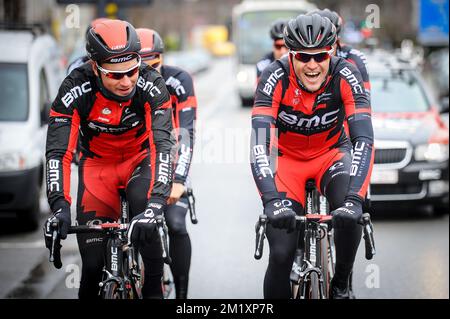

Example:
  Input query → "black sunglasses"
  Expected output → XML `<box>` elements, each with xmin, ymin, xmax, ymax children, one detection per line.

<box><xmin>291</xmin><ymin>49</ymin><xmax>333</xmax><ymax>63</ymax></box>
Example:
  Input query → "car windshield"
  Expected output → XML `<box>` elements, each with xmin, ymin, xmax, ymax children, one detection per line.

<box><xmin>0</xmin><ymin>63</ymin><xmax>28</xmax><ymax>121</ymax></box>
<box><xmin>236</xmin><ymin>10</ymin><xmax>302</xmax><ymax>65</ymax></box>
<box><xmin>371</xmin><ymin>73</ymin><xmax>430</xmax><ymax>113</ymax></box>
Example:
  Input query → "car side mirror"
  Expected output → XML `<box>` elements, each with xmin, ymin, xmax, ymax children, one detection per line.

<box><xmin>41</xmin><ymin>101</ymin><xmax>52</xmax><ymax>125</ymax></box>
<box><xmin>440</xmin><ymin>97</ymin><xmax>449</xmax><ymax>114</ymax></box>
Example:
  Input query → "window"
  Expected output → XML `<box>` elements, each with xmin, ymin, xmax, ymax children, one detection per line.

<box><xmin>39</xmin><ymin>68</ymin><xmax>50</xmax><ymax>125</ymax></box>
<box><xmin>371</xmin><ymin>74</ymin><xmax>430</xmax><ymax>113</ymax></box>
<box><xmin>0</xmin><ymin>63</ymin><xmax>28</xmax><ymax>121</ymax></box>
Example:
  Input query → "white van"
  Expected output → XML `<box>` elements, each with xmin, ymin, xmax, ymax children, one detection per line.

<box><xmin>231</xmin><ymin>0</ymin><xmax>317</xmax><ymax>106</ymax></box>
<box><xmin>0</xmin><ymin>27</ymin><xmax>64</xmax><ymax>230</ymax></box>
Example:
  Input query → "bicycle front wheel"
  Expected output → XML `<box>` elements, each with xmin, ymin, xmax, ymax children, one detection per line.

<box><xmin>307</xmin><ymin>272</ymin><xmax>321</xmax><ymax>299</ymax></box>
<box><xmin>320</xmin><ymin>232</ymin><xmax>332</xmax><ymax>298</ymax></box>
<box><xmin>101</xmin><ymin>281</ymin><xmax>123</xmax><ymax>299</ymax></box>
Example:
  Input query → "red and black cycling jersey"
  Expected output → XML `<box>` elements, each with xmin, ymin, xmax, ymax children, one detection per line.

<box><xmin>161</xmin><ymin>65</ymin><xmax>197</xmax><ymax>184</ymax></box>
<box><xmin>337</xmin><ymin>44</ymin><xmax>371</xmax><ymax>99</ymax></box>
<box><xmin>250</xmin><ymin>54</ymin><xmax>374</xmax><ymax>204</ymax></box>
<box><xmin>46</xmin><ymin>62</ymin><xmax>174</xmax><ymax>211</ymax></box>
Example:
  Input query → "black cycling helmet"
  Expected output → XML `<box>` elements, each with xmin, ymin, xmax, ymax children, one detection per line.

<box><xmin>86</xmin><ymin>19</ymin><xmax>141</xmax><ymax>64</ymax></box>
<box><xmin>136</xmin><ymin>28</ymin><xmax>165</xmax><ymax>56</ymax></box>
<box><xmin>284</xmin><ymin>13</ymin><xmax>337</xmax><ymax>51</ymax></box>
<box><xmin>309</xmin><ymin>9</ymin><xmax>342</xmax><ymax>35</ymax></box>
<box><xmin>270</xmin><ymin>19</ymin><xmax>287</xmax><ymax>40</ymax></box>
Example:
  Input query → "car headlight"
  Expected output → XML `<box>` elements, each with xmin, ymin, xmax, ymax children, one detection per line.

<box><xmin>0</xmin><ymin>148</ymin><xmax>41</xmax><ymax>172</ymax></box>
<box><xmin>0</xmin><ymin>152</ymin><xmax>24</xmax><ymax>171</ymax></box>
<box><xmin>237</xmin><ymin>70</ymin><xmax>249</xmax><ymax>83</ymax></box>
<box><xmin>415</xmin><ymin>143</ymin><xmax>449</xmax><ymax>162</ymax></box>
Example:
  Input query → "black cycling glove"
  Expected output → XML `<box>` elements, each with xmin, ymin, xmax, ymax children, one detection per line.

<box><xmin>331</xmin><ymin>196</ymin><xmax>363</xmax><ymax>229</ymax></box>
<box><xmin>264</xmin><ymin>199</ymin><xmax>296</xmax><ymax>232</ymax></box>
<box><xmin>128</xmin><ymin>198</ymin><xmax>166</xmax><ymax>247</ymax></box>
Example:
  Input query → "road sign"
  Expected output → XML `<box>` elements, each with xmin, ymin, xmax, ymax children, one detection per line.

<box><xmin>418</xmin><ymin>0</ymin><xmax>449</xmax><ymax>46</ymax></box>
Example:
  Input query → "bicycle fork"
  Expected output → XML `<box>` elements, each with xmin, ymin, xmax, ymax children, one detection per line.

<box><xmin>294</xmin><ymin>224</ymin><xmax>328</xmax><ymax>299</ymax></box>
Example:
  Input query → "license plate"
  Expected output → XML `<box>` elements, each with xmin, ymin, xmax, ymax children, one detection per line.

<box><xmin>371</xmin><ymin>169</ymin><xmax>399</xmax><ymax>184</ymax></box>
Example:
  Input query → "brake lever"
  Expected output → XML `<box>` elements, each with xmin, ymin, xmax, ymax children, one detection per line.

<box><xmin>49</xmin><ymin>220</ymin><xmax>58</xmax><ymax>263</ymax></box>
<box><xmin>156</xmin><ymin>215</ymin><xmax>172</xmax><ymax>265</ymax></box>
<box><xmin>360</xmin><ymin>213</ymin><xmax>376</xmax><ymax>260</ymax></box>
<box><xmin>254</xmin><ymin>214</ymin><xmax>267</xmax><ymax>260</ymax></box>
<box><xmin>187</xmin><ymin>188</ymin><xmax>198</xmax><ymax>224</ymax></box>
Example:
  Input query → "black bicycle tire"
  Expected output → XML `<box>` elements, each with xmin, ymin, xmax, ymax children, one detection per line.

<box><xmin>130</xmin><ymin>252</ymin><xmax>145</xmax><ymax>299</ymax></box>
<box><xmin>308</xmin><ymin>272</ymin><xmax>320</xmax><ymax>299</ymax></box>
<box><xmin>101</xmin><ymin>281</ymin><xmax>122</xmax><ymax>299</ymax></box>
<box><xmin>320</xmin><ymin>232</ymin><xmax>331</xmax><ymax>298</ymax></box>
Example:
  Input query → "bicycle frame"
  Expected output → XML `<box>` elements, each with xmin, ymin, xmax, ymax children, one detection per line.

<box><xmin>295</xmin><ymin>215</ymin><xmax>332</xmax><ymax>299</ymax></box>
<box><xmin>254</xmin><ymin>179</ymin><xmax>376</xmax><ymax>299</ymax></box>
<box><xmin>96</xmin><ymin>225</ymin><xmax>140</xmax><ymax>299</ymax></box>
<box><xmin>96</xmin><ymin>190</ymin><xmax>142</xmax><ymax>298</ymax></box>
<box><xmin>48</xmin><ymin>189</ymin><xmax>171</xmax><ymax>299</ymax></box>
<box><xmin>300</xmin><ymin>181</ymin><xmax>332</xmax><ymax>299</ymax></box>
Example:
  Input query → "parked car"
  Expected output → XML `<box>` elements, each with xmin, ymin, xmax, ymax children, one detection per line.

<box><xmin>0</xmin><ymin>26</ymin><xmax>65</xmax><ymax>229</ymax></box>
<box><xmin>367</xmin><ymin>50</ymin><xmax>449</xmax><ymax>214</ymax></box>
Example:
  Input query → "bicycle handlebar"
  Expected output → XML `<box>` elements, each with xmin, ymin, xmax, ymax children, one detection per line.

<box><xmin>48</xmin><ymin>217</ymin><xmax>173</xmax><ymax>268</ymax></box>
<box><xmin>254</xmin><ymin>213</ymin><xmax>376</xmax><ymax>260</ymax></box>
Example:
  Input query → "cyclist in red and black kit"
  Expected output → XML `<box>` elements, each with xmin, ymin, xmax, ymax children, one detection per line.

<box><xmin>310</xmin><ymin>9</ymin><xmax>371</xmax><ymax>99</ymax></box>
<box><xmin>250</xmin><ymin>14</ymin><xmax>374</xmax><ymax>299</ymax></box>
<box><xmin>137</xmin><ymin>28</ymin><xmax>197</xmax><ymax>299</ymax></box>
<box><xmin>43</xmin><ymin>20</ymin><xmax>175</xmax><ymax>299</ymax></box>
<box><xmin>256</xmin><ymin>19</ymin><xmax>289</xmax><ymax>82</ymax></box>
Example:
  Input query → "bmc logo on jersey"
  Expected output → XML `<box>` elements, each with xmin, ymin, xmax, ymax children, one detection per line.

<box><xmin>263</xmin><ymin>68</ymin><xmax>284</xmax><ymax>96</ymax></box>
<box><xmin>278</xmin><ymin>108</ymin><xmax>340</xmax><ymax>129</ymax></box>
<box><xmin>61</xmin><ymin>82</ymin><xmax>92</xmax><ymax>108</ymax></box>
<box><xmin>166</xmin><ymin>76</ymin><xmax>186</xmax><ymax>96</ymax></box>
<box><xmin>339</xmin><ymin>67</ymin><xmax>364</xmax><ymax>94</ymax></box>
<box><xmin>137</xmin><ymin>77</ymin><xmax>162</xmax><ymax>97</ymax></box>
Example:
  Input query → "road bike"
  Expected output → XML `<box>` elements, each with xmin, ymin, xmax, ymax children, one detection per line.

<box><xmin>47</xmin><ymin>188</ymin><xmax>171</xmax><ymax>299</ymax></box>
<box><xmin>254</xmin><ymin>179</ymin><xmax>376</xmax><ymax>299</ymax></box>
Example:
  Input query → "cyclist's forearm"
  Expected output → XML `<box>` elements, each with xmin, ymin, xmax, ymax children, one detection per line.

<box><xmin>173</xmin><ymin>107</ymin><xmax>196</xmax><ymax>184</ymax></box>
<box><xmin>45</xmin><ymin>110</ymin><xmax>80</xmax><ymax>210</ymax></box>
<box><xmin>347</xmin><ymin>117</ymin><xmax>374</xmax><ymax>201</ymax></box>
<box><xmin>250</xmin><ymin>115</ymin><xmax>280</xmax><ymax>204</ymax></box>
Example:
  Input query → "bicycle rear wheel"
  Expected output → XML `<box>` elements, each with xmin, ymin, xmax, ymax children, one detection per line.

<box><xmin>101</xmin><ymin>281</ymin><xmax>123</xmax><ymax>299</ymax></box>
